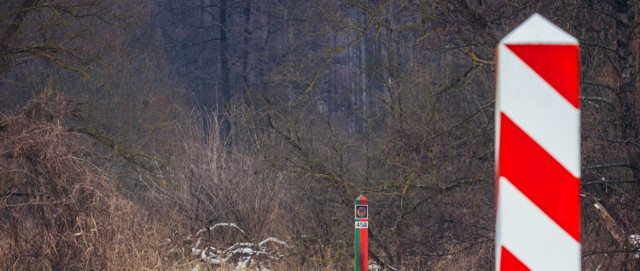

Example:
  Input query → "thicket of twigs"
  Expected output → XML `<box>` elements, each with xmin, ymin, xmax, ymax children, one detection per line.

<box><xmin>0</xmin><ymin>92</ymin><xmax>168</xmax><ymax>269</ymax></box>
<box><xmin>0</xmin><ymin>92</ymin><xmax>303</xmax><ymax>270</ymax></box>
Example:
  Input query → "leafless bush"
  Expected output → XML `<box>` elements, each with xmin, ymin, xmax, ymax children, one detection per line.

<box><xmin>0</xmin><ymin>91</ymin><xmax>166</xmax><ymax>270</ymax></box>
<box><xmin>156</xmin><ymin>112</ymin><xmax>299</xmax><ymax>268</ymax></box>
<box><xmin>581</xmin><ymin>187</ymin><xmax>640</xmax><ymax>270</ymax></box>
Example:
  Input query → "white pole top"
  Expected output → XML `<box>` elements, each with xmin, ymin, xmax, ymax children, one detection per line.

<box><xmin>500</xmin><ymin>13</ymin><xmax>578</xmax><ymax>45</ymax></box>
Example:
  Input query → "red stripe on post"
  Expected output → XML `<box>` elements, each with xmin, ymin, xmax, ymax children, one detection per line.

<box><xmin>505</xmin><ymin>45</ymin><xmax>579</xmax><ymax>108</ymax></box>
<box><xmin>500</xmin><ymin>246</ymin><xmax>530</xmax><ymax>271</ymax></box>
<box><xmin>499</xmin><ymin>113</ymin><xmax>580</xmax><ymax>241</ymax></box>
<box><xmin>360</xmin><ymin>227</ymin><xmax>368</xmax><ymax>270</ymax></box>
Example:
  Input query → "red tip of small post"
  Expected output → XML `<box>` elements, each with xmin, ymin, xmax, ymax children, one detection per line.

<box><xmin>355</xmin><ymin>195</ymin><xmax>368</xmax><ymax>205</ymax></box>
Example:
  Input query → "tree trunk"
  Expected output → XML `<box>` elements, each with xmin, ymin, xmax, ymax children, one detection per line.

<box><xmin>241</xmin><ymin>0</ymin><xmax>252</xmax><ymax>96</ymax></box>
<box><xmin>613</xmin><ymin>0</ymin><xmax>640</xmax><ymax>183</ymax></box>
<box><xmin>219</xmin><ymin>0</ymin><xmax>231</xmax><ymax>139</ymax></box>
<box><xmin>0</xmin><ymin>0</ymin><xmax>41</xmax><ymax>74</ymax></box>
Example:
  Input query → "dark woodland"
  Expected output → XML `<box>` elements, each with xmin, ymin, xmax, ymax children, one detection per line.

<box><xmin>1</xmin><ymin>0</ymin><xmax>640</xmax><ymax>270</ymax></box>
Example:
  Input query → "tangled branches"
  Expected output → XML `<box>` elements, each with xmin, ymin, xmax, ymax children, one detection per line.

<box><xmin>0</xmin><ymin>91</ymin><xmax>163</xmax><ymax>270</ymax></box>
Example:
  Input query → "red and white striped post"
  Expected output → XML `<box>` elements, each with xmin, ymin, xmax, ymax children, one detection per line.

<box><xmin>495</xmin><ymin>14</ymin><xmax>581</xmax><ymax>270</ymax></box>
<box><xmin>355</xmin><ymin>195</ymin><xmax>368</xmax><ymax>271</ymax></box>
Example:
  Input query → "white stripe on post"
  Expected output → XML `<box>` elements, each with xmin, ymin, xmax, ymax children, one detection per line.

<box><xmin>499</xmin><ymin>46</ymin><xmax>580</xmax><ymax>177</ymax></box>
<box><xmin>495</xmin><ymin>13</ymin><xmax>581</xmax><ymax>270</ymax></box>
<box><xmin>497</xmin><ymin>178</ymin><xmax>581</xmax><ymax>270</ymax></box>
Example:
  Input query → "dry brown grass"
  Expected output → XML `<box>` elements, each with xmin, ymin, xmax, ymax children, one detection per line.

<box><xmin>0</xmin><ymin>91</ymin><xmax>326</xmax><ymax>270</ymax></box>
<box><xmin>0</xmin><ymin>92</ymin><xmax>167</xmax><ymax>270</ymax></box>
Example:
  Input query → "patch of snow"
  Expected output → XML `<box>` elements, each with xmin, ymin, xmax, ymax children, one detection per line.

<box><xmin>196</xmin><ymin>223</ymin><xmax>247</xmax><ymax>236</ymax></box>
<box><xmin>259</xmin><ymin>237</ymin><xmax>288</xmax><ymax>247</ymax></box>
<box><xmin>630</xmin><ymin>234</ymin><xmax>640</xmax><ymax>259</ymax></box>
<box><xmin>187</xmin><ymin>222</ymin><xmax>289</xmax><ymax>268</ymax></box>
<box><xmin>231</xmin><ymin>247</ymin><xmax>255</xmax><ymax>255</ymax></box>
<box><xmin>629</xmin><ymin>234</ymin><xmax>640</xmax><ymax>246</ymax></box>
<box><xmin>235</xmin><ymin>257</ymin><xmax>251</xmax><ymax>271</ymax></box>
<box><xmin>369</xmin><ymin>263</ymin><xmax>383</xmax><ymax>271</ymax></box>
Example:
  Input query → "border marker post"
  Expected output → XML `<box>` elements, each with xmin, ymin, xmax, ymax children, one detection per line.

<box><xmin>495</xmin><ymin>13</ymin><xmax>581</xmax><ymax>270</ymax></box>
<box><xmin>355</xmin><ymin>195</ymin><xmax>368</xmax><ymax>271</ymax></box>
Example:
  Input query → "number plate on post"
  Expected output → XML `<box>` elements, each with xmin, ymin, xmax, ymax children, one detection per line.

<box><xmin>355</xmin><ymin>221</ymin><xmax>368</xmax><ymax>228</ymax></box>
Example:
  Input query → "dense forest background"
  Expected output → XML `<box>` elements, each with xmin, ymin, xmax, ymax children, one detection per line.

<box><xmin>1</xmin><ymin>0</ymin><xmax>640</xmax><ymax>270</ymax></box>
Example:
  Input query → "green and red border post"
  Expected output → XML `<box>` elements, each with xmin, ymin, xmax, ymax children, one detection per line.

<box><xmin>355</xmin><ymin>194</ymin><xmax>368</xmax><ymax>271</ymax></box>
